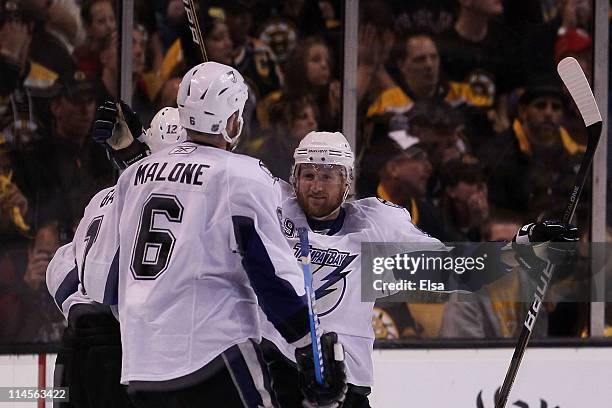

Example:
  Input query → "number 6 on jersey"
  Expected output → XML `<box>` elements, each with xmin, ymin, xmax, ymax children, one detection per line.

<box><xmin>130</xmin><ymin>194</ymin><xmax>184</xmax><ymax>279</ymax></box>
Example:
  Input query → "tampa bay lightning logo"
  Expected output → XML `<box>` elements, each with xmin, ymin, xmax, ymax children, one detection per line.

<box><xmin>293</xmin><ymin>243</ymin><xmax>357</xmax><ymax>316</ymax></box>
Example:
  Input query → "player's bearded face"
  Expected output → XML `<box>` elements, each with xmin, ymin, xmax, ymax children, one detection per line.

<box><xmin>296</xmin><ymin>164</ymin><xmax>346</xmax><ymax>219</ymax></box>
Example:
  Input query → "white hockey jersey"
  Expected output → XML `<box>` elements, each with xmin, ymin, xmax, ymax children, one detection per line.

<box><xmin>85</xmin><ymin>142</ymin><xmax>310</xmax><ymax>384</ymax></box>
<box><xmin>265</xmin><ymin>192</ymin><xmax>444</xmax><ymax>387</ymax></box>
<box><xmin>46</xmin><ymin>186</ymin><xmax>117</xmax><ymax>319</ymax></box>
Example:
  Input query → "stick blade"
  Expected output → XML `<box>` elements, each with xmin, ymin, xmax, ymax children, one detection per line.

<box><xmin>557</xmin><ymin>57</ymin><xmax>602</xmax><ymax>127</ymax></box>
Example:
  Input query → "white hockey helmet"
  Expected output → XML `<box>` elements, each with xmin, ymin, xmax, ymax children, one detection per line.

<box><xmin>143</xmin><ymin>107</ymin><xmax>186</xmax><ymax>153</ymax></box>
<box><xmin>177</xmin><ymin>61</ymin><xmax>249</xmax><ymax>145</ymax></box>
<box><xmin>290</xmin><ymin>131</ymin><xmax>355</xmax><ymax>205</ymax></box>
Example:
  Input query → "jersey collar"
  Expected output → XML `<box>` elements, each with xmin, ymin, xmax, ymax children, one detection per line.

<box><xmin>306</xmin><ymin>207</ymin><xmax>346</xmax><ymax>236</ymax></box>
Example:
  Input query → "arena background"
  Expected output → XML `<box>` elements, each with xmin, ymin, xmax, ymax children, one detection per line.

<box><xmin>0</xmin><ymin>0</ymin><xmax>609</xmax><ymax>406</ymax></box>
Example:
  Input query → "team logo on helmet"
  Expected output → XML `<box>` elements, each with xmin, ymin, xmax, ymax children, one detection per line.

<box><xmin>226</xmin><ymin>70</ymin><xmax>237</xmax><ymax>83</ymax></box>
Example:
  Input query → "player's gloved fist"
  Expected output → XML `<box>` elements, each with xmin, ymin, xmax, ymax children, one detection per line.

<box><xmin>512</xmin><ymin>221</ymin><xmax>579</xmax><ymax>269</ymax></box>
<box><xmin>118</xmin><ymin>100</ymin><xmax>144</xmax><ymax>139</ymax></box>
<box><xmin>295</xmin><ymin>332</ymin><xmax>347</xmax><ymax>408</ymax></box>
<box><xmin>92</xmin><ymin>100</ymin><xmax>118</xmax><ymax>146</ymax></box>
<box><xmin>92</xmin><ymin>100</ymin><xmax>150</xmax><ymax>169</ymax></box>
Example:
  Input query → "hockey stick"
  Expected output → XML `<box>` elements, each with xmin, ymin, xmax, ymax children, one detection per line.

<box><xmin>495</xmin><ymin>57</ymin><xmax>602</xmax><ymax>408</ymax></box>
<box><xmin>182</xmin><ymin>0</ymin><xmax>208</xmax><ymax>62</ymax></box>
<box><xmin>297</xmin><ymin>227</ymin><xmax>325</xmax><ymax>385</ymax></box>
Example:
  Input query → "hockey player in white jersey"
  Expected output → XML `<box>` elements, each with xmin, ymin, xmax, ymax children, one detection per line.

<box><xmin>261</xmin><ymin>131</ymin><xmax>579</xmax><ymax>408</ymax></box>
<box><xmin>82</xmin><ymin>62</ymin><xmax>346</xmax><ymax>408</ymax></box>
<box><xmin>46</xmin><ymin>105</ymin><xmax>186</xmax><ymax>408</ymax></box>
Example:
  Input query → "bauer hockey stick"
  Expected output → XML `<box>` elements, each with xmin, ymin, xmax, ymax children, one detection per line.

<box><xmin>182</xmin><ymin>0</ymin><xmax>208</xmax><ymax>62</ymax></box>
<box><xmin>495</xmin><ymin>57</ymin><xmax>602</xmax><ymax>408</ymax></box>
<box><xmin>297</xmin><ymin>227</ymin><xmax>325</xmax><ymax>385</ymax></box>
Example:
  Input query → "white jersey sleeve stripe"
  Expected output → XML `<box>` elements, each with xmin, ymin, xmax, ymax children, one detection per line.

<box><xmin>53</xmin><ymin>263</ymin><xmax>79</xmax><ymax>311</ymax></box>
<box><xmin>232</xmin><ymin>215</ymin><xmax>310</xmax><ymax>344</ymax></box>
<box><xmin>102</xmin><ymin>247</ymin><xmax>120</xmax><ymax>305</ymax></box>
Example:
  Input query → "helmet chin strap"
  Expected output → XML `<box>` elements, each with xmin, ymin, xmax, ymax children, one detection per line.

<box><xmin>221</xmin><ymin>115</ymin><xmax>243</xmax><ymax>145</ymax></box>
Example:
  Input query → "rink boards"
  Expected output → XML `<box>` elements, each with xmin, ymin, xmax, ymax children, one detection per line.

<box><xmin>1</xmin><ymin>347</ymin><xmax>611</xmax><ymax>407</ymax></box>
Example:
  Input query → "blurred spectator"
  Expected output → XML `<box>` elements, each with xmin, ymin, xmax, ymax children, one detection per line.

<box><xmin>259</xmin><ymin>37</ymin><xmax>340</xmax><ymax>131</ymax></box>
<box><xmin>96</xmin><ymin>26</ymin><xmax>154</xmax><ymax>124</ymax></box>
<box><xmin>243</xmin><ymin>95</ymin><xmax>318</xmax><ymax>181</ymax></box>
<box><xmin>135</xmin><ymin>0</ymin><xmax>164</xmax><ymax>73</ymax></box>
<box><xmin>437</xmin><ymin>0</ymin><xmax>521</xmax><ymax>93</ymax></box>
<box><xmin>366</xmin><ymin>32</ymin><xmax>493</xmax><ymax>119</ymax></box>
<box><xmin>480</xmin><ymin>209</ymin><xmax>525</xmax><ymax>241</ymax></box>
<box><xmin>376</xmin><ymin>142</ymin><xmax>447</xmax><ymax>240</ymax></box>
<box><xmin>21</xmin><ymin>1</ymin><xmax>76</xmax><ymax>80</ymax></box>
<box><xmin>372</xmin><ymin>303</ymin><xmax>419</xmax><ymax>339</ymax></box>
<box><xmin>0</xmin><ymin>13</ymin><xmax>61</xmax><ymax>149</ymax></box>
<box><xmin>16</xmin><ymin>220</ymin><xmax>65</xmax><ymax>342</ymax></box>
<box><xmin>357</xmin><ymin>0</ymin><xmax>397</xmax><ymax>108</ymax></box>
<box><xmin>14</xmin><ymin>0</ymin><xmax>80</xmax><ymax>52</ymax></box>
<box><xmin>224</xmin><ymin>1</ymin><xmax>284</xmax><ymax>100</ymax></box>
<box><xmin>511</xmin><ymin>0</ymin><xmax>592</xmax><ymax>77</ymax></box>
<box><xmin>389</xmin><ymin>0</ymin><xmax>457</xmax><ymax>34</ymax></box>
<box><xmin>554</xmin><ymin>28</ymin><xmax>592</xmax><ymax>76</ymax></box>
<box><xmin>479</xmin><ymin>74</ymin><xmax>584</xmax><ymax>219</ymax></box>
<box><xmin>24</xmin><ymin>70</ymin><xmax>113</xmax><ymax>227</ymax></box>
<box><xmin>439</xmin><ymin>210</ymin><xmax>551</xmax><ymax>339</ymax></box>
<box><xmin>41</xmin><ymin>0</ymin><xmax>86</xmax><ymax>53</ymax></box>
<box><xmin>358</xmin><ymin>100</ymin><xmax>464</xmax><ymax>199</ymax></box>
<box><xmin>73</xmin><ymin>0</ymin><xmax>116</xmax><ymax>77</ymax></box>
<box><xmin>558</xmin><ymin>0</ymin><xmax>592</xmax><ymax>32</ymax></box>
<box><xmin>437</xmin><ymin>0</ymin><xmax>524</xmax><ymax>137</ymax></box>
<box><xmin>256</xmin><ymin>16</ymin><xmax>298</xmax><ymax>64</ymax></box>
<box><xmin>131</xmin><ymin>24</ymin><xmax>155</xmax><ymax>124</ymax></box>
<box><xmin>156</xmin><ymin>76</ymin><xmax>181</xmax><ymax>110</ymax></box>
<box><xmin>555</xmin><ymin>28</ymin><xmax>592</xmax><ymax>146</ymax></box>
<box><xmin>95</xmin><ymin>30</ymin><xmax>117</xmax><ymax>103</ymax></box>
<box><xmin>408</xmin><ymin>100</ymin><xmax>466</xmax><ymax>170</ymax></box>
<box><xmin>438</xmin><ymin>156</ymin><xmax>489</xmax><ymax>242</ymax></box>
<box><xmin>0</xmin><ymin>140</ymin><xmax>30</xmax><ymax>239</ymax></box>
<box><xmin>177</xmin><ymin>5</ymin><xmax>233</xmax><ymax>71</ymax></box>
<box><xmin>199</xmin><ymin>8</ymin><xmax>234</xmax><ymax>66</ymax></box>
<box><xmin>249</xmin><ymin>0</ymin><xmax>330</xmax><ymax>43</ymax></box>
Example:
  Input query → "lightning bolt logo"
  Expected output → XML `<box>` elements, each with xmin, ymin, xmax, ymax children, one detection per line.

<box><xmin>293</xmin><ymin>242</ymin><xmax>358</xmax><ymax>316</ymax></box>
<box><xmin>313</xmin><ymin>253</ymin><xmax>357</xmax><ymax>316</ymax></box>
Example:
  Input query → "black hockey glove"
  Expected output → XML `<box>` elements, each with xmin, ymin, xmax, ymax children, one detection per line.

<box><xmin>295</xmin><ymin>332</ymin><xmax>347</xmax><ymax>408</ymax></box>
<box><xmin>512</xmin><ymin>220</ymin><xmax>579</xmax><ymax>271</ymax></box>
<box><xmin>92</xmin><ymin>100</ymin><xmax>117</xmax><ymax>146</ymax></box>
<box><xmin>92</xmin><ymin>100</ymin><xmax>149</xmax><ymax>170</ymax></box>
<box><xmin>118</xmin><ymin>100</ymin><xmax>145</xmax><ymax>139</ymax></box>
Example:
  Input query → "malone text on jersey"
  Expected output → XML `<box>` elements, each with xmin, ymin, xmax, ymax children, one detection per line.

<box><xmin>133</xmin><ymin>161</ymin><xmax>210</xmax><ymax>187</ymax></box>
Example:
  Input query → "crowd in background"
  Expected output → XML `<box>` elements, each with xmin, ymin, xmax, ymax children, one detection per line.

<box><xmin>0</xmin><ymin>0</ymin><xmax>608</xmax><ymax>344</ymax></box>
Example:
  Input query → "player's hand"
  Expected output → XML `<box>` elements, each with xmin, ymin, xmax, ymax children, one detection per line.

<box><xmin>92</xmin><ymin>100</ymin><xmax>119</xmax><ymax>148</ymax></box>
<box><xmin>93</xmin><ymin>100</ymin><xmax>149</xmax><ymax>169</ymax></box>
<box><xmin>295</xmin><ymin>332</ymin><xmax>347</xmax><ymax>408</ymax></box>
<box><xmin>93</xmin><ymin>100</ymin><xmax>143</xmax><ymax>149</ymax></box>
<box><xmin>118</xmin><ymin>100</ymin><xmax>144</xmax><ymax>139</ymax></box>
<box><xmin>24</xmin><ymin>249</ymin><xmax>53</xmax><ymax>291</ymax></box>
<box><xmin>512</xmin><ymin>221</ymin><xmax>579</xmax><ymax>269</ymax></box>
